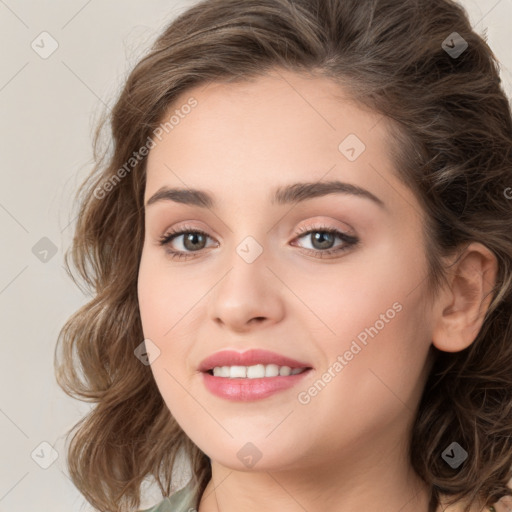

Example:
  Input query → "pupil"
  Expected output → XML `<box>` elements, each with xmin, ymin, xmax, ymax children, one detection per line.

<box><xmin>312</xmin><ymin>232</ymin><xmax>334</xmax><ymax>249</ymax></box>
<box><xmin>184</xmin><ymin>233</ymin><xmax>205</xmax><ymax>251</ymax></box>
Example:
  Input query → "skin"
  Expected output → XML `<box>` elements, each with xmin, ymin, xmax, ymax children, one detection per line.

<box><xmin>137</xmin><ymin>69</ymin><xmax>497</xmax><ymax>512</ymax></box>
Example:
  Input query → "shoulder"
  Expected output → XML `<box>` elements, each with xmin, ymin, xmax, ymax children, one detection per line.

<box><xmin>493</xmin><ymin>495</ymin><xmax>512</xmax><ymax>512</ymax></box>
<box><xmin>138</xmin><ymin>480</ymin><xmax>199</xmax><ymax>512</ymax></box>
<box><xmin>436</xmin><ymin>495</ymin><xmax>508</xmax><ymax>512</ymax></box>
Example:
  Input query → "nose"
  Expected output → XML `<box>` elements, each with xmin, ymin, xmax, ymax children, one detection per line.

<box><xmin>207</xmin><ymin>249</ymin><xmax>285</xmax><ymax>333</ymax></box>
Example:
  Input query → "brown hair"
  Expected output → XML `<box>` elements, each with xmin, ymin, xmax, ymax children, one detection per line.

<box><xmin>54</xmin><ymin>0</ymin><xmax>512</xmax><ymax>511</ymax></box>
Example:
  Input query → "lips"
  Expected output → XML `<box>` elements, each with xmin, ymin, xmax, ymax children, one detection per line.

<box><xmin>198</xmin><ymin>349</ymin><xmax>313</xmax><ymax>372</ymax></box>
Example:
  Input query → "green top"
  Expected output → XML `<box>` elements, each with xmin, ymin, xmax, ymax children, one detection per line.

<box><xmin>139</xmin><ymin>480</ymin><xmax>200</xmax><ymax>512</ymax></box>
<box><xmin>137</xmin><ymin>483</ymin><xmax>504</xmax><ymax>511</ymax></box>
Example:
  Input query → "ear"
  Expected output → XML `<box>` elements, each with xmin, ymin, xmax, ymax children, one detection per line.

<box><xmin>432</xmin><ymin>242</ymin><xmax>498</xmax><ymax>353</ymax></box>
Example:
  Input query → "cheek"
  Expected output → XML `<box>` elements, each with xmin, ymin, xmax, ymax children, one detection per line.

<box><xmin>298</xmin><ymin>302</ymin><xmax>431</xmax><ymax>453</ymax></box>
<box><xmin>289</xmin><ymin>240</ymin><xmax>431</xmax><ymax>403</ymax></box>
<box><xmin>320</xmin><ymin>290</ymin><xmax>431</xmax><ymax>430</ymax></box>
<box><xmin>137</xmin><ymin>250</ymin><xmax>208</xmax><ymax>401</ymax></box>
<box><xmin>285</xmin><ymin>239</ymin><xmax>424</xmax><ymax>346</ymax></box>
<box><xmin>137</xmin><ymin>263</ymin><xmax>193</xmax><ymax>421</ymax></box>
<box><xmin>137</xmin><ymin>251</ymin><xmax>202</xmax><ymax>337</ymax></box>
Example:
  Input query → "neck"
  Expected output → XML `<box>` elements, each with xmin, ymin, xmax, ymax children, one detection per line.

<box><xmin>198</xmin><ymin>445</ymin><xmax>431</xmax><ymax>512</ymax></box>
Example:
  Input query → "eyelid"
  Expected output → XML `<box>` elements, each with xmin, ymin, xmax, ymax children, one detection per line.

<box><xmin>294</xmin><ymin>220</ymin><xmax>356</xmax><ymax>237</ymax></box>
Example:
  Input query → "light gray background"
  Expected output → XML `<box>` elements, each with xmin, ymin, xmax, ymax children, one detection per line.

<box><xmin>0</xmin><ymin>1</ymin><xmax>511</xmax><ymax>510</ymax></box>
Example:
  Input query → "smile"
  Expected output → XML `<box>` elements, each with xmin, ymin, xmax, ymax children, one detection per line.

<box><xmin>209</xmin><ymin>364</ymin><xmax>307</xmax><ymax>378</ymax></box>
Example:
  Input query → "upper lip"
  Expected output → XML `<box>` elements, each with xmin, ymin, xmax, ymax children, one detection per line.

<box><xmin>198</xmin><ymin>349</ymin><xmax>313</xmax><ymax>372</ymax></box>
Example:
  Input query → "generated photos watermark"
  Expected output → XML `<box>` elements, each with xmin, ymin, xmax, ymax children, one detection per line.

<box><xmin>297</xmin><ymin>301</ymin><xmax>403</xmax><ymax>405</ymax></box>
<box><xmin>94</xmin><ymin>97</ymin><xmax>198</xmax><ymax>200</ymax></box>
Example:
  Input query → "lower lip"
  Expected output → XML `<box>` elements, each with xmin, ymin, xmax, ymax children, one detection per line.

<box><xmin>201</xmin><ymin>369</ymin><xmax>313</xmax><ymax>401</ymax></box>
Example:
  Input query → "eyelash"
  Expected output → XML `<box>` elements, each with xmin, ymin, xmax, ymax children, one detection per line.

<box><xmin>158</xmin><ymin>223</ymin><xmax>359</xmax><ymax>261</ymax></box>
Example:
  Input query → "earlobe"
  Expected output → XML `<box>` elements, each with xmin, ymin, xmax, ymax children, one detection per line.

<box><xmin>431</xmin><ymin>242</ymin><xmax>498</xmax><ymax>353</ymax></box>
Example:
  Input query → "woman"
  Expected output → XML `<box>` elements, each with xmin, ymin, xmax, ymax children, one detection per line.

<box><xmin>55</xmin><ymin>0</ymin><xmax>512</xmax><ymax>511</ymax></box>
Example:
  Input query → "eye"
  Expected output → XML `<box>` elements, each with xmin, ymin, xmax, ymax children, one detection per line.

<box><xmin>158</xmin><ymin>224</ymin><xmax>218</xmax><ymax>260</ymax></box>
<box><xmin>292</xmin><ymin>224</ymin><xmax>359</xmax><ymax>258</ymax></box>
<box><xmin>158</xmin><ymin>223</ymin><xmax>359</xmax><ymax>260</ymax></box>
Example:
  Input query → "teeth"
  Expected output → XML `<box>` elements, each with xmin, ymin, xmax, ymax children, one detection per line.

<box><xmin>211</xmin><ymin>364</ymin><xmax>306</xmax><ymax>378</ymax></box>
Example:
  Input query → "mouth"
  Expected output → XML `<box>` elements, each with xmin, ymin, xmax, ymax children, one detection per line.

<box><xmin>198</xmin><ymin>348</ymin><xmax>313</xmax><ymax>377</ymax></box>
<box><xmin>204</xmin><ymin>364</ymin><xmax>313</xmax><ymax>379</ymax></box>
<box><xmin>201</xmin><ymin>364</ymin><xmax>314</xmax><ymax>401</ymax></box>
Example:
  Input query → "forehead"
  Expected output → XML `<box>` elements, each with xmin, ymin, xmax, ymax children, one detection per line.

<box><xmin>144</xmin><ymin>69</ymin><xmax>414</xmax><ymax>214</ymax></box>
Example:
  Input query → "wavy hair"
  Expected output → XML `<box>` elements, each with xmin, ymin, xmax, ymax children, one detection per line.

<box><xmin>54</xmin><ymin>0</ymin><xmax>512</xmax><ymax>510</ymax></box>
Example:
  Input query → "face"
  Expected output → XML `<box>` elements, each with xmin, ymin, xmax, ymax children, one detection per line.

<box><xmin>137</xmin><ymin>69</ymin><xmax>437</xmax><ymax>475</ymax></box>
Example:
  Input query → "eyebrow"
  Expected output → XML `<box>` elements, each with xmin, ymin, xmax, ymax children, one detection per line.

<box><xmin>145</xmin><ymin>180</ymin><xmax>385</xmax><ymax>210</ymax></box>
